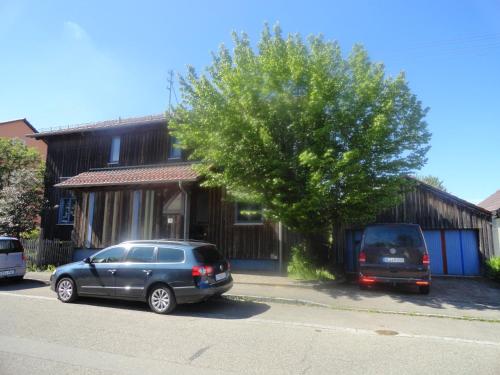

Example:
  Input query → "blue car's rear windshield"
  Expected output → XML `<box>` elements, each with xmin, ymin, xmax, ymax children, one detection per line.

<box><xmin>0</xmin><ymin>239</ymin><xmax>23</xmax><ymax>254</ymax></box>
<box><xmin>363</xmin><ymin>226</ymin><xmax>424</xmax><ymax>249</ymax></box>
<box><xmin>193</xmin><ymin>246</ymin><xmax>223</xmax><ymax>263</ymax></box>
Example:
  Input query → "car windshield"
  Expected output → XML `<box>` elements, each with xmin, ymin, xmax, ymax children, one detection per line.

<box><xmin>193</xmin><ymin>245</ymin><xmax>223</xmax><ymax>263</ymax></box>
<box><xmin>364</xmin><ymin>226</ymin><xmax>423</xmax><ymax>249</ymax></box>
<box><xmin>0</xmin><ymin>239</ymin><xmax>23</xmax><ymax>254</ymax></box>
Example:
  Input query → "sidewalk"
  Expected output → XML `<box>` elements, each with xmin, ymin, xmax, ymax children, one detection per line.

<box><xmin>26</xmin><ymin>271</ymin><xmax>500</xmax><ymax>321</ymax></box>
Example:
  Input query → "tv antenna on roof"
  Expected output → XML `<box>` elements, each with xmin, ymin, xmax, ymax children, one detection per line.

<box><xmin>167</xmin><ymin>70</ymin><xmax>179</xmax><ymax>114</ymax></box>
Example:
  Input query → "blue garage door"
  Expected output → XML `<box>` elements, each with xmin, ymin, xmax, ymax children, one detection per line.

<box><xmin>423</xmin><ymin>230</ymin><xmax>480</xmax><ymax>276</ymax></box>
<box><xmin>345</xmin><ymin>229</ymin><xmax>481</xmax><ymax>276</ymax></box>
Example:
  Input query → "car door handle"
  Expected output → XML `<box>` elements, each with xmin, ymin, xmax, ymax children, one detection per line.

<box><xmin>108</xmin><ymin>269</ymin><xmax>117</xmax><ymax>275</ymax></box>
<box><xmin>143</xmin><ymin>270</ymin><xmax>152</xmax><ymax>276</ymax></box>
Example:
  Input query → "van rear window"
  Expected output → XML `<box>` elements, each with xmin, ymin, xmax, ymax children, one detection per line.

<box><xmin>0</xmin><ymin>239</ymin><xmax>23</xmax><ymax>254</ymax></box>
<box><xmin>193</xmin><ymin>246</ymin><xmax>223</xmax><ymax>263</ymax></box>
<box><xmin>364</xmin><ymin>226</ymin><xmax>423</xmax><ymax>249</ymax></box>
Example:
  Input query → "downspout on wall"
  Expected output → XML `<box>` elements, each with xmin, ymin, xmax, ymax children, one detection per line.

<box><xmin>179</xmin><ymin>181</ymin><xmax>189</xmax><ymax>240</ymax></box>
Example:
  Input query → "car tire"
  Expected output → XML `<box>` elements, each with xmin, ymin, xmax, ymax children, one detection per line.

<box><xmin>418</xmin><ymin>285</ymin><xmax>430</xmax><ymax>295</ymax></box>
<box><xmin>148</xmin><ymin>285</ymin><xmax>176</xmax><ymax>314</ymax></box>
<box><xmin>57</xmin><ymin>277</ymin><xmax>77</xmax><ymax>303</ymax></box>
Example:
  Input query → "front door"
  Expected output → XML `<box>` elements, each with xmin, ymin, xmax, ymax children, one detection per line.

<box><xmin>76</xmin><ymin>246</ymin><xmax>126</xmax><ymax>296</ymax></box>
<box><xmin>114</xmin><ymin>245</ymin><xmax>156</xmax><ymax>299</ymax></box>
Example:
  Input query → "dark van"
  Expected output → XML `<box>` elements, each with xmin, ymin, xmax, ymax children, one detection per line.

<box><xmin>358</xmin><ymin>224</ymin><xmax>431</xmax><ymax>294</ymax></box>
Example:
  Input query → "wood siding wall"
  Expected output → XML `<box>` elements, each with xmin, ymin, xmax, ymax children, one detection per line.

<box><xmin>334</xmin><ymin>184</ymin><xmax>494</xmax><ymax>265</ymax></box>
<box><xmin>72</xmin><ymin>185</ymin><xmax>302</xmax><ymax>261</ymax></box>
<box><xmin>42</xmin><ymin>124</ymin><xmax>178</xmax><ymax>240</ymax></box>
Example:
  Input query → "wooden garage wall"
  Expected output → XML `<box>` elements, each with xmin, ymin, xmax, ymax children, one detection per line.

<box><xmin>334</xmin><ymin>183</ymin><xmax>494</xmax><ymax>265</ymax></box>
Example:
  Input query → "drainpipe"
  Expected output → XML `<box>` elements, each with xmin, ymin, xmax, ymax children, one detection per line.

<box><xmin>178</xmin><ymin>181</ymin><xmax>189</xmax><ymax>240</ymax></box>
<box><xmin>278</xmin><ymin>221</ymin><xmax>283</xmax><ymax>274</ymax></box>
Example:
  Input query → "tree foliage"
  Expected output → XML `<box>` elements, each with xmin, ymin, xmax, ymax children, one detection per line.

<box><xmin>172</xmin><ymin>25</ymin><xmax>431</xmax><ymax>235</ymax></box>
<box><xmin>417</xmin><ymin>175</ymin><xmax>447</xmax><ymax>191</ymax></box>
<box><xmin>0</xmin><ymin>138</ymin><xmax>44</xmax><ymax>236</ymax></box>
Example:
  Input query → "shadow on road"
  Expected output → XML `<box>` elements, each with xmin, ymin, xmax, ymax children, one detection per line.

<box><xmin>313</xmin><ymin>277</ymin><xmax>500</xmax><ymax>312</ymax></box>
<box><xmin>74</xmin><ymin>296</ymin><xmax>270</xmax><ymax>319</ymax></box>
<box><xmin>0</xmin><ymin>278</ymin><xmax>48</xmax><ymax>291</ymax></box>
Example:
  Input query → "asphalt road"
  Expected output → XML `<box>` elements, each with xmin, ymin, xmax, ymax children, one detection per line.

<box><xmin>0</xmin><ymin>278</ymin><xmax>499</xmax><ymax>375</ymax></box>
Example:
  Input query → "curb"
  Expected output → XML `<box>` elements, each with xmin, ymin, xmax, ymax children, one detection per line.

<box><xmin>223</xmin><ymin>294</ymin><xmax>500</xmax><ymax>324</ymax></box>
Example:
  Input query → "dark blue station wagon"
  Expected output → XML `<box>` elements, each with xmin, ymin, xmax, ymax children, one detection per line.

<box><xmin>50</xmin><ymin>240</ymin><xmax>233</xmax><ymax>314</ymax></box>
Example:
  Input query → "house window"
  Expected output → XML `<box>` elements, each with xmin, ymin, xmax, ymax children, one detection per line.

<box><xmin>109</xmin><ymin>136</ymin><xmax>121</xmax><ymax>164</ymax></box>
<box><xmin>235</xmin><ymin>202</ymin><xmax>263</xmax><ymax>225</ymax></box>
<box><xmin>169</xmin><ymin>136</ymin><xmax>181</xmax><ymax>159</ymax></box>
<box><xmin>58</xmin><ymin>197</ymin><xmax>75</xmax><ymax>225</ymax></box>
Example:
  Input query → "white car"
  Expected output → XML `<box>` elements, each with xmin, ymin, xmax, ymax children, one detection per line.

<box><xmin>0</xmin><ymin>237</ymin><xmax>26</xmax><ymax>281</ymax></box>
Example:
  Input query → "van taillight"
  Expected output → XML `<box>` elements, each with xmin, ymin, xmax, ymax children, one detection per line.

<box><xmin>358</xmin><ymin>251</ymin><xmax>366</xmax><ymax>263</ymax></box>
<box><xmin>22</xmin><ymin>254</ymin><xmax>27</xmax><ymax>262</ymax></box>
<box><xmin>422</xmin><ymin>254</ymin><xmax>430</xmax><ymax>266</ymax></box>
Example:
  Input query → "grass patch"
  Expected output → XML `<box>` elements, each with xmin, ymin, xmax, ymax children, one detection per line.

<box><xmin>287</xmin><ymin>244</ymin><xmax>335</xmax><ymax>282</ymax></box>
<box><xmin>486</xmin><ymin>257</ymin><xmax>500</xmax><ymax>281</ymax></box>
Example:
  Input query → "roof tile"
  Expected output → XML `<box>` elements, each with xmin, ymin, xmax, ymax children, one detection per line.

<box><xmin>55</xmin><ymin>164</ymin><xmax>198</xmax><ymax>188</ymax></box>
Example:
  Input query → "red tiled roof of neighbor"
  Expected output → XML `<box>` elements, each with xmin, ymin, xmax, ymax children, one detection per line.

<box><xmin>478</xmin><ymin>190</ymin><xmax>500</xmax><ymax>212</ymax></box>
<box><xmin>55</xmin><ymin>164</ymin><xmax>199</xmax><ymax>188</ymax></box>
<box><xmin>28</xmin><ymin>114</ymin><xmax>167</xmax><ymax>139</ymax></box>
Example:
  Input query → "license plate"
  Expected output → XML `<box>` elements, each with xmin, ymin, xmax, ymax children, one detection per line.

<box><xmin>0</xmin><ymin>269</ymin><xmax>15</xmax><ymax>277</ymax></box>
<box><xmin>215</xmin><ymin>272</ymin><xmax>226</xmax><ymax>281</ymax></box>
<box><xmin>382</xmin><ymin>257</ymin><xmax>405</xmax><ymax>263</ymax></box>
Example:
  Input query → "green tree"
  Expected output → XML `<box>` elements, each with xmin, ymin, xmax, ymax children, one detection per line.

<box><xmin>0</xmin><ymin>138</ymin><xmax>45</xmax><ymax>237</ymax></box>
<box><xmin>0</xmin><ymin>138</ymin><xmax>40</xmax><ymax>189</ymax></box>
<box><xmin>172</xmin><ymin>25</ymin><xmax>430</xmax><ymax>261</ymax></box>
<box><xmin>417</xmin><ymin>175</ymin><xmax>447</xmax><ymax>191</ymax></box>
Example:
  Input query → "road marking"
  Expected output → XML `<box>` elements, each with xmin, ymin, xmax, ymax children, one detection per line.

<box><xmin>2</xmin><ymin>289</ymin><xmax>500</xmax><ymax>348</ymax></box>
<box><xmin>0</xmin><ymin>291</ymin><xmax>56</xmax><ymax>301</ymax></box>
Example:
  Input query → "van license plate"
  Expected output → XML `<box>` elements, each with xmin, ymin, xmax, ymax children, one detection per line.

<box><xmin>382</xmin><ymin>257</ymin><xmax>405</xmax><ymax>263</ymax></box>
<box><xmin>0</xmin><ymin>269</ymin><xmax>15</xmax><ymax>277</ymax></box>
<box><xmin>215</xmin><ymin>272</ymin><xmax>226</xmax><ymax>281</ymax></box>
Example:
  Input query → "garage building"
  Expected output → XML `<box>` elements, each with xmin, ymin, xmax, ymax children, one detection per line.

<box><xmin>341</xmin><ymin>180</ymin><xmax>494</xmax><ymax>276</ymax></box>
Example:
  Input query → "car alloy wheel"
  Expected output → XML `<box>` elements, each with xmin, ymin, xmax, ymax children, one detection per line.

<box><xmin>57</xmin><ymin>278</ymin><xmax>77</xmax><ymax>303</ymax></box>
<box><xmin>149</xmin><ymin>286</ymin><xmax>176</xmax><ymax>314</ymax></box>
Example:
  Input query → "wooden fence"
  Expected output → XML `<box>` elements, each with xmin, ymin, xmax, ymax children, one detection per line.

<box><xmin>21</xmin><ymin>239</ymin><xmax>74</xmax><ymax>266</ymax></box>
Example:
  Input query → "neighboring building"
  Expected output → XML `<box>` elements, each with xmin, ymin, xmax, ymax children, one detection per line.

<box><xmin>28</xmin><ymin>114</ymin><xmax>300</xmax><ymax>271</ymax></box>
<box><xmin>29</xmin><ymin>114</ymin><xmax>494</xmax><ymax>274</ymax></box>
<box><xmin>478</xmin><ymin>190</ymin><xmax>500</xmax><ymax>257</ymax></box>
<box><xmin>0</xmin><ymin>118</ymin><xmax>47</xmax><ymax>159</ymax></box>
<box><xmin>339</xmin><ymin>181</ymin><xmax>494</xmax><ymax>276</ymax></box>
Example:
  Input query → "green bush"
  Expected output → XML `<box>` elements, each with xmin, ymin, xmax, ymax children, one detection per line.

<box><xmin>485</xmin><ymin>257</ymin><xmax>500</xmax><ymax>281</ymax></box>
<box><xmin>26</xmin><ymin>263</ymin><xmax>56</xmax><ymax>273</ymax></box>
<box><xmin>287</xmin><ymin>244</ymin><xmax>335</xmax><ymax>281</ymax></box>
<box><xmin>20</xmin><ymin>228</ymin><xmax>41</xmax><ymax>240</ymax></box>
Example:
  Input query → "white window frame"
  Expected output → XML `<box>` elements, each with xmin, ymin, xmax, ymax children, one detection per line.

<box><xmin>234</xmin><ymin>202</ymin><xmax>264</xmax><ymax>225</ymax></box>
<box><xmin>109</xmin><ymin>136</ymin><xmax>121</xmax><ymax>164</ymax></box>
<box><xmin>168</xmin><ymin>135</ymin><xmax>182</xmax><ymax>160</ymax></box>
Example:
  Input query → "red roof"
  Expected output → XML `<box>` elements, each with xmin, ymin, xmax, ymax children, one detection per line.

<box><xmin>478</xmin><ymin>190</ymin><xmax>500</xmax><ymax>212</ymax></box>
<box><xmin>55</xmin><ymin>164</ymin><xmax>199</xmax><ymax>188</ymax></box>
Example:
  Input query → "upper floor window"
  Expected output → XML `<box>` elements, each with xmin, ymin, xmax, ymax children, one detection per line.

<box><xmin>235</xmin><ymin>202</ymin><xmax>263</xmax><ymax>225</ymax></box>
<box><xmin>169</xmin><ymin>136</ymin><xmax>182</xmax><ymax>159</ymax></box>
<box><xmin>109</xmin><ymin>136</ymin><xmax>121</xmax><ymax>164</ymax></box>
<box><xmin>58</xmin><ymin>197</ymin><xmax>75</xmax><ymax>225</ymax></box>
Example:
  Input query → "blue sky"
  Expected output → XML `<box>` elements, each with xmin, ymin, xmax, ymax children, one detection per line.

<box><xmin>0</xmin><ymin>0</ymin><xmax>499</xmax><ymax>203</ymax></box>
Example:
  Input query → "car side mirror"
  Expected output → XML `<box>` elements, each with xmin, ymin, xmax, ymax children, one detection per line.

<box><xmin>83</xmin><ymin>257</ymin><xmax>91</xmax><ymax>264</ymax></box>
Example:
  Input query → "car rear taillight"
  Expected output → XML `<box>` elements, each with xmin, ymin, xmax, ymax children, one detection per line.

<box><xmin>358</xmin><ymin>251</ymin><xmax>366</xmax><ymax>263</ymax></box>
<box><xmin>359</xmin><ymin>276</ymin><xmax>376</xmax><ymax>284</ymax></box>
<box><xmin>422</xmin><ymin>253</ymin><xmax>430</xmax><ymax>266</ymax></box>
<box><xmin>192</xmin><ymin>265</ymin><xmax>214</xmax><ymax>277</ymax></box>
<box><xmin>416</xmin><ymin>281</ymin><xmax>429</xmax><ymax>286</ymax></box>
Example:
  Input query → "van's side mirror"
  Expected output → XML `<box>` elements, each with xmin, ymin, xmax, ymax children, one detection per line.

<box><xmin>83</xmin><ymin>257</ymin><xmax>91</xmax><ymax>264</ymax></box>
